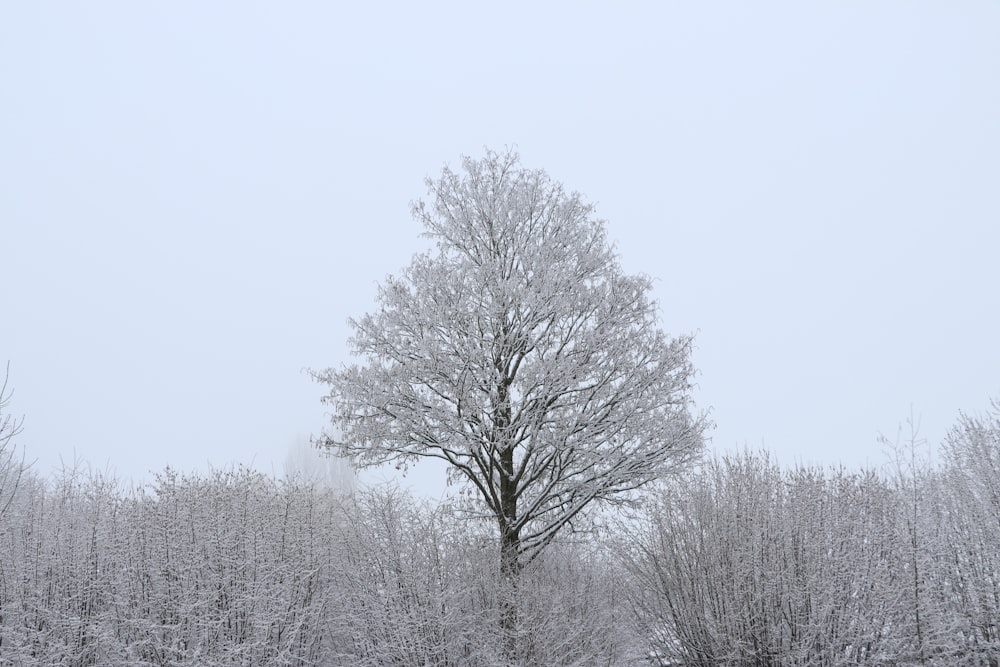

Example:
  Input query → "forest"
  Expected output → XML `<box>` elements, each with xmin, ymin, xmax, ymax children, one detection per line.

<box><xmin>1</xmin><ymin>398</ymin><xmax>999</xmax><ymax>665</ymax></box>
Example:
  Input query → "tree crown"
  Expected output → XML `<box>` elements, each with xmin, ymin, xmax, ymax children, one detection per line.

<box><xmin>314</xmin><ymin>150</ymin><xmax>705</xmax><ymax>561</ymax></box>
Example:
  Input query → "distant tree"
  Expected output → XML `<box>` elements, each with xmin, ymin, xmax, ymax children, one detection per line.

<box><xmin>312</xmin><ymin>150</ymin><xmax>706</xmax><ymax>654</ymax></box>
<box><xmin>879</xmin><ymin>413</ymin><xmax>949</xmax><ymax>664</ymax></box>
<box><xmin>939</xmin><ymin>399</ymin><xmax>1000</xmax><ymax>662</ymax></box>
<box><xmin>283</xmin><ymin>434</ymin><xmax>355</xmax><ymax>493</ymax></box>
<box><xmin>0</xmin><ymin>362</ymin><xmax>25</xmax><ymax>518</ymax></box>
<box><xmin>942</xmin><ymin>399</ymin><xmax>1000</xmax><ymax>529</ymax></box>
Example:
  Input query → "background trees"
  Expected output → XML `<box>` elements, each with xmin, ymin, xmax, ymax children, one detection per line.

<box><xmin>312</xmin><ymin>150</ymin><xmax>706</xmax><ymax>585</ymax></box>
<box><xmin>0</xmin><ymin>401</ymin><xmax>998</xmax><ymax>664</ymax></box>
<box><xmin>623</xmin><ymin>454</ymin><xmax>904</xmax><ymax>666</ymax></box>
<box><xmin>620</xmin><ymin>412</ymin><xmax>1000</xmax><ymax>667</ymax></box>
<box><xmin>0</xmin><ymin>467</ymin><xmax>628</xmax><ymax>666</ymax></box>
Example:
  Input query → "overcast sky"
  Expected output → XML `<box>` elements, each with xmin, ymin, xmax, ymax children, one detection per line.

<box><xmin>2</xmin><ymin>2</ymin><xmax>998</xmax><ymax>491</ymax></box>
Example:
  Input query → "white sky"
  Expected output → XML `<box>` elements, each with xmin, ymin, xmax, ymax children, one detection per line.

<box><xmin>2</xmin><ymin>2</ymin><xmax>998</xmax><ymax>490</ymax></box>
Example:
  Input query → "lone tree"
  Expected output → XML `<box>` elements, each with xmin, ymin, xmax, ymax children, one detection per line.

<box><xmin>314</xmin><ymin>150</ymin><xmax>705</xmax><ymax>579</ymax></box>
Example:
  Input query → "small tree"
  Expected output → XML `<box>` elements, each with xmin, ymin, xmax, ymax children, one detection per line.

<box><xmin>313</xmin><ymin>150</ymin><xmax>705</xmax><ymax>654</ymax></box>
<box><xmin>940</xmin><ymin>399</ymin><xmax>1000</xmax><ymax>661</ymax></box>
<box><xmin>0</xmin><ymin>362</ymin><xmax>25</xmax><ymax>519</ymax></box>
<box><xmin>879</xmin><ymin>413</ymin><xmax>936</xmax><ymax>665</ymax></box>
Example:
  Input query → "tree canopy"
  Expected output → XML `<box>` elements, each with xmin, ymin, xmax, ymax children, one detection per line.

<box><xmin>314</xmin><ymin>150</ymin><xmax>706</xmax><ymax>570</ymax></box>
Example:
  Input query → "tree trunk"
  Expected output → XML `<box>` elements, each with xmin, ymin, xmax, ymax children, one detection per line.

<box><xmin>499</xmin><ymin>518</ymin><xmax>521</xmax><ymax>664</ymax></box>
<box><xmin>497</xmin><ymin>384</ymin><xmax>521</xmax><ymax>663</ymax></box>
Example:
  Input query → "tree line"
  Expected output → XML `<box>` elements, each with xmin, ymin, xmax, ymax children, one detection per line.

<box><xmin>0</xmin><ymin>405</ymin><xmax>998</xmax><ymax>665</ymax></box>
<box><xmin>2</xmin><ymin>370</ymin><xmax>1000</xmax><ymax>665</ymax></box>
<box><xmin>0</xmin><ymin>464</ymin><xmax>627</xmax><ymax>666</ymax></box>
<box><xmin>624</xmin><ymin>406</ymin><xmax>1000</xmax><ymax>666</ymax></box>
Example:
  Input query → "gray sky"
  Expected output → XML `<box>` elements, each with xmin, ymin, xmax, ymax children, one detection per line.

<box><xmin>3</xmin><ymin>2</ymin><xmax>998</xmax><ymax>489</ymax></box>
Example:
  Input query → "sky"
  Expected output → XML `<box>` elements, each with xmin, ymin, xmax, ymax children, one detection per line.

<box><xmin>2</xmin><ymin>2</ymin><xmax>998</xmax><ymax>492</ymax></box>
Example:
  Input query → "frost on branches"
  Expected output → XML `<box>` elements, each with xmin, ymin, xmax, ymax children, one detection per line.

<box><xmin>312</xmin><ymin>150</ymin><xmax>706</xmax><ymax>575</ymax></box>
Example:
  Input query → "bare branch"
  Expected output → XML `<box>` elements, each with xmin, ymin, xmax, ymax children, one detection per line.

<box><xmin>0</xmin><ymin>361</ymin><xmax>26</xmax><ymax>518</ymax></box>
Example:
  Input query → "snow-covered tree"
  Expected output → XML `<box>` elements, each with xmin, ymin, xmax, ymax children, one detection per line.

<box><xmin>622</xmin><ymin>453</ymin><xmax>905</xmax><ymax>666</ymax></box>
<box><xmin>938</xmin><ymin>399</ymin><xmax>1000</xmax><ymax>661</ymax></box>
<box><xmin>0</xmin><ymin>362</ymin><xmax>25</xmax><ymax>520</ymax></box>
<box><xmin>312</xmin><ymin>150</ymin><xmax>705</xmax><ymax>591</ymax></box>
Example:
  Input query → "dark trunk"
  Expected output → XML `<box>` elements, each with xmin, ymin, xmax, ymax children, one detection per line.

<box><xmin>499</xmin><ymin>442</ymin><xmax>520</xmax><ymax>579</ymax></box>
<box><xmin>499</xmin><ymin>512</ymin><xmax>520</xmax><ymax>663</ymax></box>
<box><xmin>495</xmin><ymin>375</ymin><xmax>521</xmax><ymax>663</ymax></box>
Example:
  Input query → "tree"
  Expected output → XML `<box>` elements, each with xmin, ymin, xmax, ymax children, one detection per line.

<box><xmin>622</xmin><ymin>454</ymin><xmax>903</xmax><ymax>666</ymax></box>
<box><xmin>312</xmin><ymin>149</ymin><xmax>705</xmax><ymax>589</ymax></box>
<box><xmin>942</xmin><ymin>398</ymin><xmax>1000</xmax><ymax>531</ymax></box>
<box><xmin>939</xmin><ymin>399</ymin><xmax>1000</xmax><ymax>662</ymax></box>
<box><xmin>283</xmin><ymin>434</ymin><xmax>356</xmax><ymax>494</ymax></box>
<box><xmin>0</xmin><ymin>362</ymin><xmax>25</xmax><ymax>519</ymax></box>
